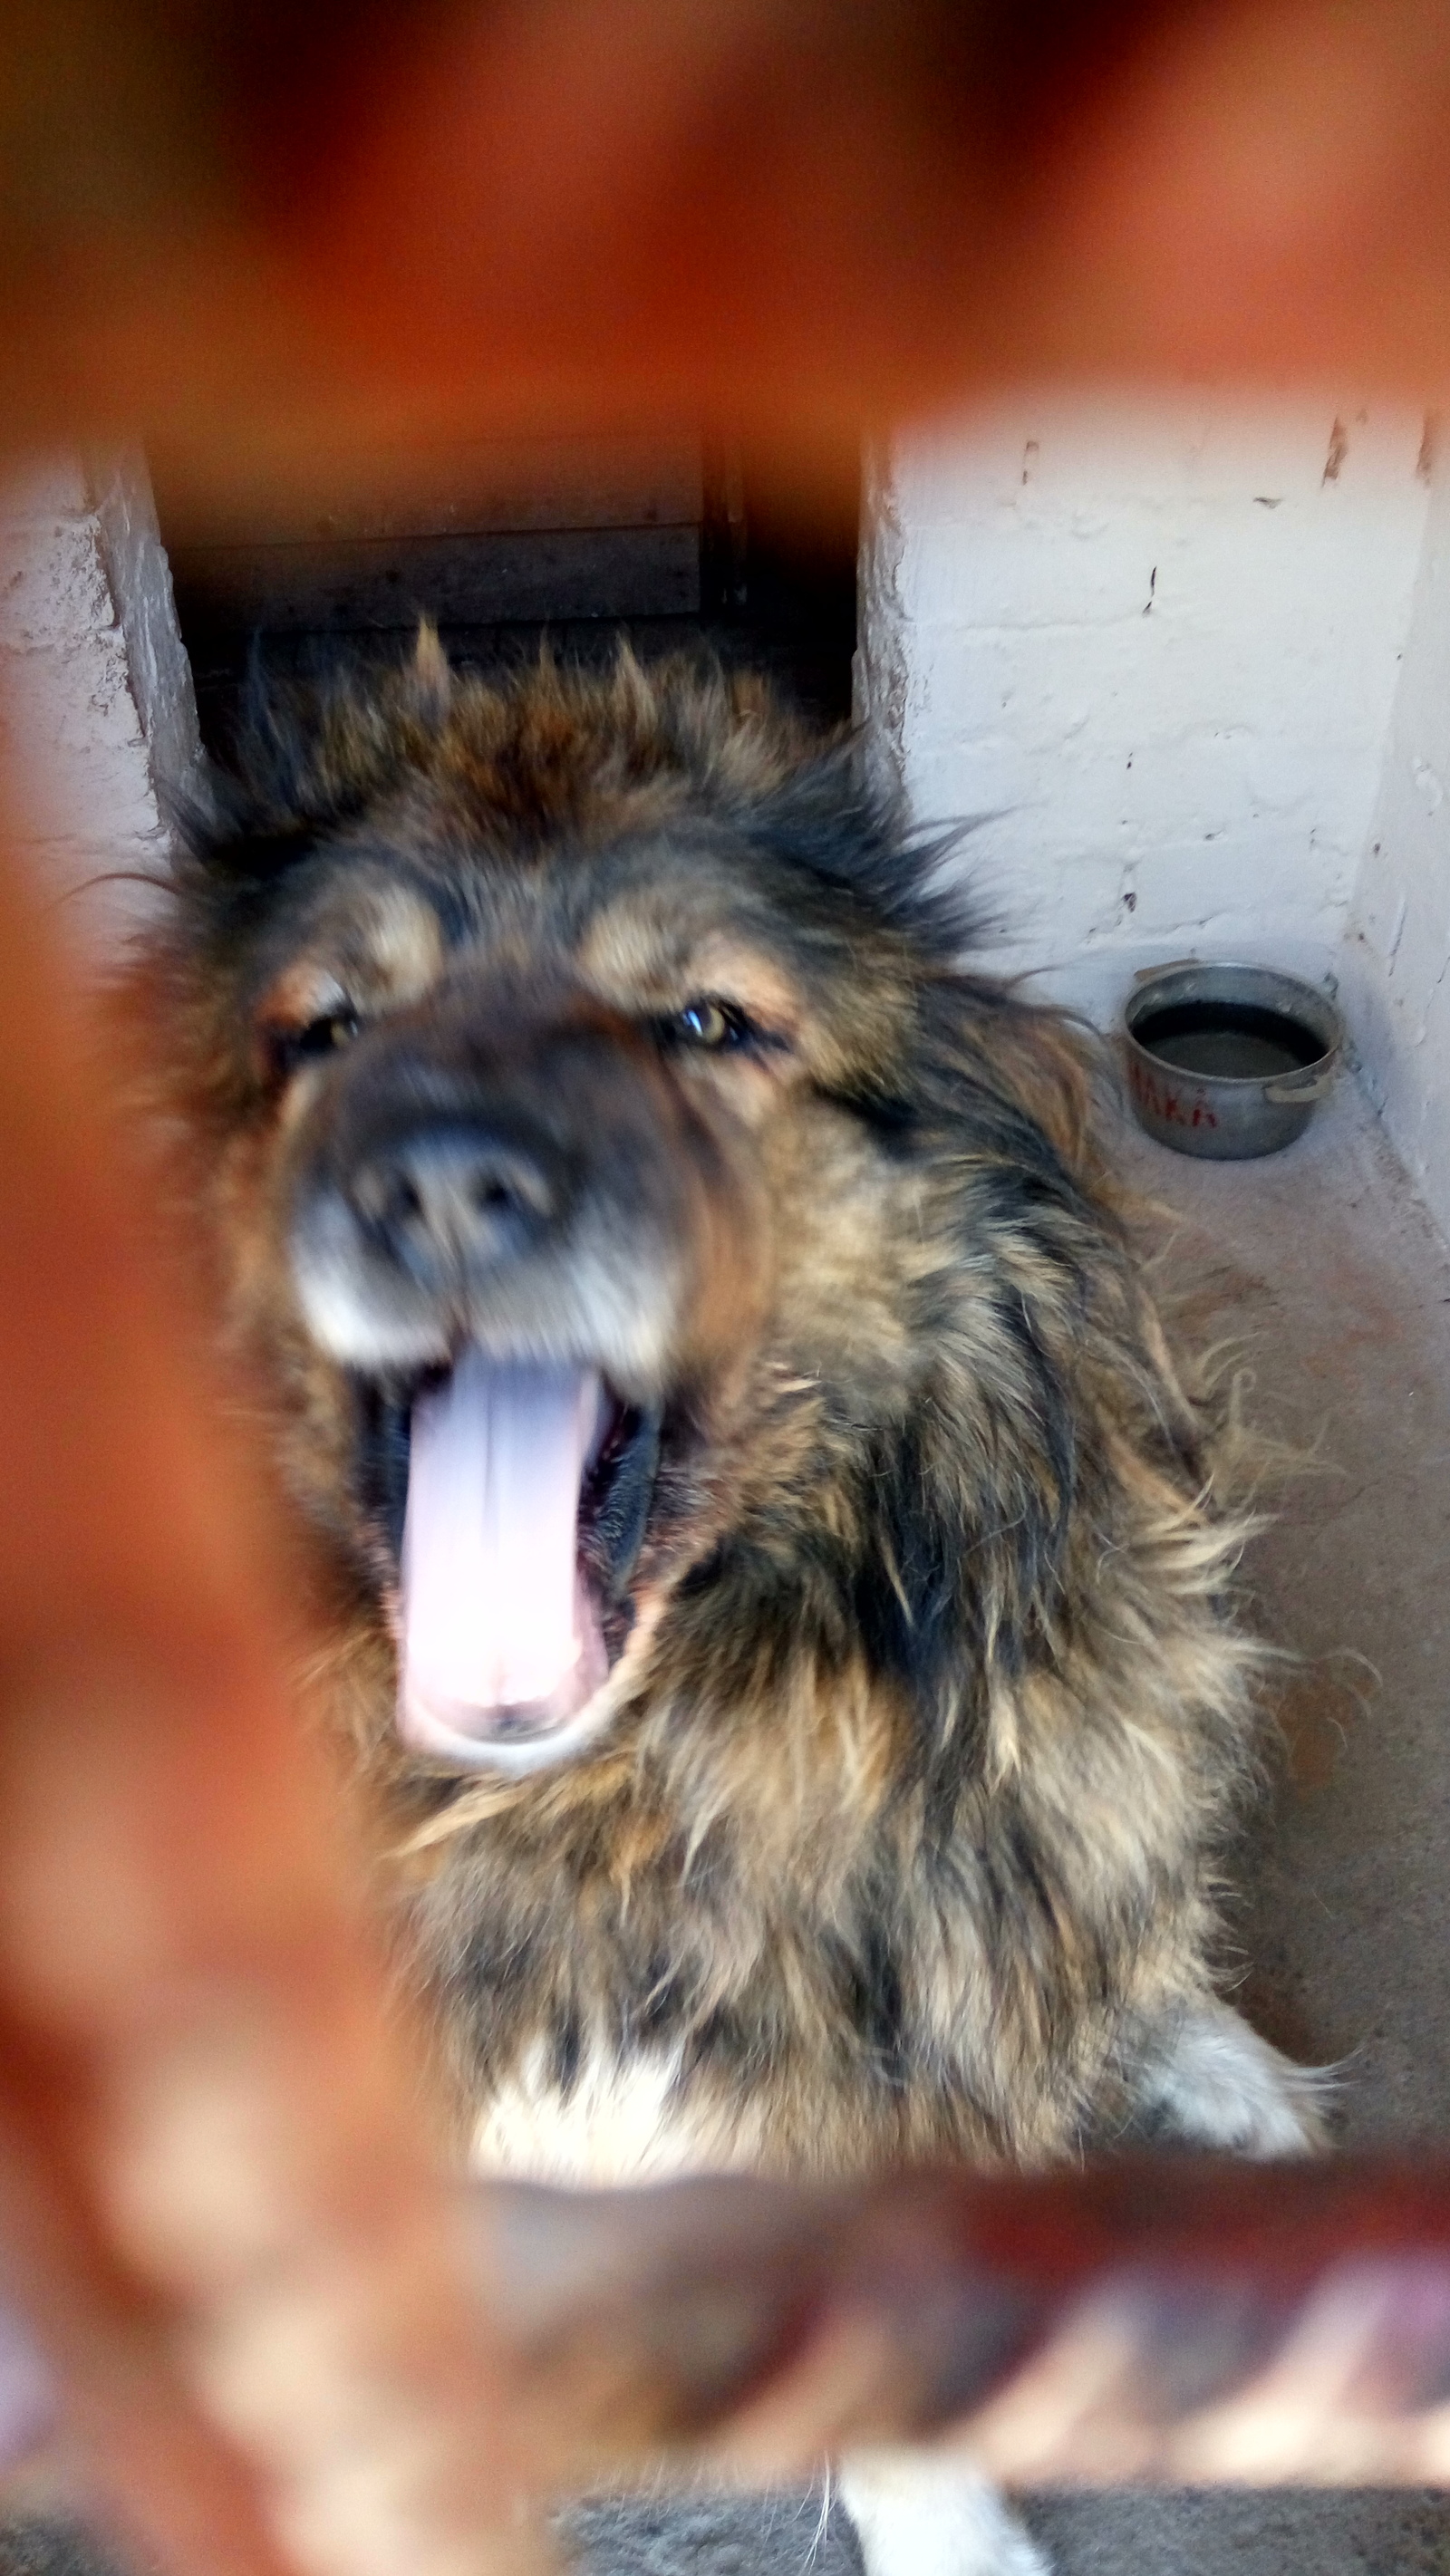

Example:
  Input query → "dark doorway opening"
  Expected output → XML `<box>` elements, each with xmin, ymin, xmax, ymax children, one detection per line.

<box><xmin>150</xmin><ymin>431</ymin><xmax>859</xmax><ymax>761</ymax></box>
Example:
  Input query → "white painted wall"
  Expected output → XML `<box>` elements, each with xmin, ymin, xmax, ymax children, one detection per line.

<box><xmin>1343</xmin><ymin>437</ymin><xmax>1450</xmax><ymax>1241</ymax></box>
<box><xmin>0</xmin><ymin>450</ymin><xmax>196</xmax><ymax>966</ymax></box>
<box><xmin>858</xmin><ymin>399</ymin><xmax>1433</xmax><ymax>1022</ymax></box>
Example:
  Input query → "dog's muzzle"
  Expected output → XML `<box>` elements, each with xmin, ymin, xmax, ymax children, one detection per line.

<box><xmin>285</xmin><ymin>996</ymin><xmax>714</xmax><ymax>1770</ymax></box>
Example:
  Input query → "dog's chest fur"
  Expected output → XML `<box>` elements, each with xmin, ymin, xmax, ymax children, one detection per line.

<box><xmin>397</xmin><ymin>1689</ymin><xmax>1204</xmax><ymax>2185</ymax></box>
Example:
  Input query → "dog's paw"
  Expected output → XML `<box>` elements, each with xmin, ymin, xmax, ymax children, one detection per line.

<box><xmin>1127</xmin><ymin>1999</ymin><xmax>1332</xmax><ymax>2156</ymax></box>
<box><xmin>838</xmin><ymin>2452</ymin><xmax>1050</xmax><ymax>2576</ymax></box>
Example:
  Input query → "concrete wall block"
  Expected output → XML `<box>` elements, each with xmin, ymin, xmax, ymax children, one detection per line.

<box><xmin>1</xmin><ymin>511</ymin><xmax>117</xmax><ymax>657</ymax></box>
<box><xmin>0</xmin><ymin>456</ymin><xmax>91</xmax><ymax>530</ymax></box>
<box><xmin>859</xmin><ymin>398</ymin><xmax>1431</xmax><ymax>1022</ymax></box>
<box><xmin>855</xmin><ymin>441</ymin><xmax>910</xmax><ymax>801</ymax></box>
<box><xmin>90</xmin><ymin>445</ymin><xmax>201</xmax><ymax>803</ymax></box>
<box><xmin>898</xmin><ymin>520</ymin><xmax>1162</xmax><ymax>632</ymax></box>
<box><xmin>0</xmin><ymin>449</ymin><xmax>188</xmax><ymax>961</ymax></box>
<box><xmin>1344</xmin><ymin>445</ymin><xmax>1450</xmax><ymax>1234</ymax></box>
<box><xmin>891</xmin><ymin>397</ymin><xmax>1424</xmax><ymax>524</ymax></box>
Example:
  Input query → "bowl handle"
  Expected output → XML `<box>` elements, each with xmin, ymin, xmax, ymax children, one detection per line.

<box><xmin>1264</xmin><ymin>1060</ymin><xmax>1339</xmax><ymax>1105</ymax></box>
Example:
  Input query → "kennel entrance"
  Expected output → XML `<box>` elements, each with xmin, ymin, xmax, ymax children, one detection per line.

<box><xmin>150</xmin><ymin>429</ymin><xmax>859</xmax><ymax>756</ymax></box>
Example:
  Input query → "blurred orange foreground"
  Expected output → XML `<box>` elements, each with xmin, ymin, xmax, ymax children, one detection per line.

<box><xmin>5</xmin><ymin>4</ymin><xmax>1450</xmax><ymax>2571</ymax></box>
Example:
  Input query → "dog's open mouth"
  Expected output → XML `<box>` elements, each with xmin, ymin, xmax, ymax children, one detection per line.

<box><xmin>380</xmin><ymin>1350</ymin><xmax>661</xmax><ymax>1766</ymax></box>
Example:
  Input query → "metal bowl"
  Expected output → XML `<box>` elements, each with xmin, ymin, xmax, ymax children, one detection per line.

<box><xmin>1122</xmin><ymin>960</ymin><xmax>1343</xmax><ymax>1161</ymax></box>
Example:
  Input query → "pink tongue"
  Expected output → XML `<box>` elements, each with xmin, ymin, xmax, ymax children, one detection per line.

<box><xmin>399</xmin><ymin>1350</ymin><xmax>607</xmax><ymax>1760</ymax></box>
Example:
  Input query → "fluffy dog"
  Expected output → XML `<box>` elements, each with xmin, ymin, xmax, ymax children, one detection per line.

<box><xmin>140</xmin><ymin>633</ymin><xmax>1320</xmax><ymax>2573</ymax></box>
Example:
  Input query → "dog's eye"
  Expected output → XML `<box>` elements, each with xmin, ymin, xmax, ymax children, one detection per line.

<box><xmin>268</xmin><ymin>1008</ymin><xmax>360</xmax><ymax>1080</ymax></box>
<box><xmin>661</xmin><ymin>997</ymin><xmax>754</xmax><ymax>1052</ymax></box>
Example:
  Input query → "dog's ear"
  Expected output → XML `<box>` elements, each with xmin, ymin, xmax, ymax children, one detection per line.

<box><xmin>748</xmin><ymin>748</ymin><xmax>992</xmax><ymax>959</ymax></box>
<box><xmin>174</xmin><ymin>627</ymin><xmax>458</xmax><ymax>896</ymax></box>
<box><xmin>162</xmin><ymin>729</ymin><xmax>320</xmax><ymax>894</ymax></box>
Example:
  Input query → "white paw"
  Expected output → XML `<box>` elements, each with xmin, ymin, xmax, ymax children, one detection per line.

<box><xmin>1131</xmin><ymin>1999</ymin><xmax>1330</xmax><ymax>2156</ymax></box>
<box><xmin>838</xmin><ymin>2451</ymin><xmax>1049</xmax><ymax>2576</ymax></box>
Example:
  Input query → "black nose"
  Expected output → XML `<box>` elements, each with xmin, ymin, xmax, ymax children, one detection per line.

<box><xmin>346</xmin><ymin>1124</ymin><xmax>558</xmax><ymax>1285</ymax></box>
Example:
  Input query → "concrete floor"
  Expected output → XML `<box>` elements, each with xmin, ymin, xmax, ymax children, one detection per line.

<box><xmin>1023</xmin><ymin>1072</ymin><xmax>1450</xmax><ymax>2571</ymax></box>
<box><xmin>566</xmin><ymin>1072</ymin><xmax>1450</xmax><ymax>2573</ymax></box>
<box><xmin>6</xmin><ymin>1073</ymin><xmax>1450</xmax><ymax>2576</ymax></box>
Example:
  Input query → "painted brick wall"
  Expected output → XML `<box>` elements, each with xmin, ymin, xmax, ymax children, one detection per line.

<box><xmin>858</xmin><ymin>399</ymin><xmax>1432</xmax><ymax>1023</ymax></box>
<box><xmin>0</xmin><ymin>450</ymin><xmax>196</xmax><ymax>966</ymax></box>
<box><xmin>1344</xmin><ymin>435</ymin><xmax>1450</xmax><ymax>1240</ymax></box>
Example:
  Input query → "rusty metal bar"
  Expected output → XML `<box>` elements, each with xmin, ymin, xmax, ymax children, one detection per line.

<box><xmin>479</xmin><ymin>2157</ymin><xmax>1450</xmax><ymax>2488</ymax></box>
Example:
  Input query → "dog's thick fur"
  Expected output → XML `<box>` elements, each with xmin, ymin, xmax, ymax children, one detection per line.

<box><xmin>137</xmin><ymin>636</ymin><xmax>1316</xmax><ymax>2564</ymax></box>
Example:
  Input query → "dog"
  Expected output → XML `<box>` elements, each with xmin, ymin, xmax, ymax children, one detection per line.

<box><xmin>138</xmin><ymin>631</ymin><xmax>1321</xmax><ymax>2574</ymax></box>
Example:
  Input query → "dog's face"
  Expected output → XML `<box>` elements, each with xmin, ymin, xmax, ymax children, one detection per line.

<box><xmin>160</xmin><ymin>647</ymin><xmax>1102</xmax><ymax>1794</ymax></box>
